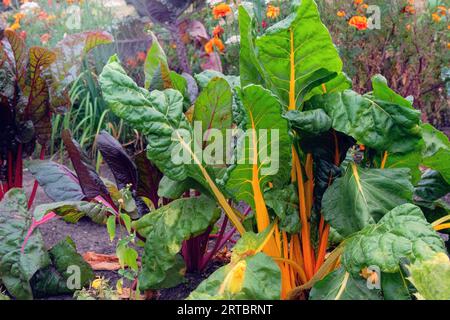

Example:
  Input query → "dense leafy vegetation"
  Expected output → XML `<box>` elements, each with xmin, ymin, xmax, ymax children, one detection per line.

<box><xmin>0</xmin><ymin>0</ymin><xmax>449</xmax><ymax>300</ymax></box>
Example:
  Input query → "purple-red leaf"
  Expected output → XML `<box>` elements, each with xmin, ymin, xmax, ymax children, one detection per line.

<box><xmin>96</xmin><ymin>131</ymin><xmax>138</xmax><ymax>191</ymax></box>
<box><xmin>62</xmin><ymin>130</ymin><xmax>112</xmax><ymax>204</ymax></box>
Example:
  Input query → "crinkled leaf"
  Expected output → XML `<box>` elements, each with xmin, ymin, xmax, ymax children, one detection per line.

<box><xmin>305</xmin><ymin>88</ymin><xmax>423</xmax><ymax>154</ymax></box>
<box><xmin>264</xmin><ymin>185</ymin><xmax>300</xmax><ymax>234</ymax></box>
<box><xmin>342</xmin><ymin>204</ymin><xmax>446</xmax><ymax>274</ymax></box>
<box><xmin>27</xmin><ymin>160</ymin><xmax>85</xmax><ymax>202</ymax></box>
<box><xmin>408</xmin><ymin>252</ymin><xmax>450</xmax><ymax>300</ymax></box>
<box><xmin>322</xmin><ymin>163</ymin><xmax>414</xmax><ymax>237</ymax></box>
<box><xmin>132</xmin><ymin>196</ymin><xmax>220</xmax><ymax>289</ymax></box>
<box><xmin>188</xmin><ymin>253</ymin><xmax>281</xmax><ymax>300</ymax></box>
<box><xmin>49</xmin><ymin>237</ymin><xmax>95</xmax><ymax>288</ymax></box>
<box><xmin>310</xmin><ymin>267</ymin><xmax>382</xmax><ymax>300</ymax></box>
<box><xmin>415</xmin><ymin>169</ymin><xmax>450</xmax><ymax>202</ymax></box>
<box><xmin>0</xmin><ymin>189</ymin><xmax>50</xmax><ymax>299</ymax></box>
<box><xmin>33</xmin><ymin>201</ymin><xmax>110</xmax><ymax>225</ymax></box>
<box><xmin>421</xmin><ymin>123</ymin><xmax>450</xmax><ymax>184</ymax></box>
<box><xmin>284</xmin><ymin>109</ymin><xmax>332</xmax><ymax>136</ymax></box>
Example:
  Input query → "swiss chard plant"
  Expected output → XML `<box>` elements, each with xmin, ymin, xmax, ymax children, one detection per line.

<box><xmin>96</xmin><ymin>0</ymin><xmax>450</xmax><ymax>300</ymax></box>
<box><xmin>0</xmin><ymin>29</ymin><xmax>113</xmax><ymax>207</ymax></box>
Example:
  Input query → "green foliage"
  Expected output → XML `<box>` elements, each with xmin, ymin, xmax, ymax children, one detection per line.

<box><xmin>132</xmin><ymin>196</ymin><xmax>220</xmax><ymax>289</ymax></box>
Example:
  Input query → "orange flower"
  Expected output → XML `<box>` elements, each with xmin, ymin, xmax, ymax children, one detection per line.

<box><xmin>40</xmin><ymin>33</ymin><xmax>51</xmax><ymax>44</ymax></box>
<box><xmin>349</xmin><ymin>15</ymin><xmax>368</xmax><ymax>30</ymax></box>
<box><xmin>136</xmin><ymin>51</ymin><xmax>146</xmax><ymax>63</ymax></box>
<box><xmin>205</xmin><ymin>36</ymin><xmax>225</xmax><ymax>54</ymax></box>
<box><xmin>13</xmin><ymin>13</ymin><xmax>25</xmax><ymax>21</ymax></box>
<box><xmin>9</xmin><ymin>22</ymin><xmax>20</xmax><ymax>30</ymax></box>
<box><xmin>404</xmin><ymin>5</ymin><xmax>415</xmax><ymax>14</ymax></box>
<box><xmin>432</xmin><ymin>13</ymin><xmax>441</xmax><ymax>22</ymax></box>
<box><xmin>126</xmin><ymin>58</ymin><xmax>137</xmax><ymax>68</ymax></box>
<box><xmin>266</xmin><ymin>4</ymin><xmax>280</xmax><ymax>19</ymax></box>
<box><xmin>447</xmin><ymin>42</ymin><xmax>450</xmax><ymax>49</ymax></box>
<box><xmin>437</xmin><ymin>6</ymin><xmax>446</xmax><ymax>15</ymax></box>
<box><xmin>406</xmin><ymin>24</ymin><xmax>411</xmax><ymax>31</ymax></box>
<box><xmin>361</xmin><ymin>4</ymin><xmax>369</xmax><ymax>9</ymax></box>
<box><xmin>337</xmin><ymin>10</ymin><xmax>346</xmax><ymax>17</ymax></box>
<box><xmin>2</xmin><ymin>0</ymin><xmax>11</xmax><ymax>7</ymax></box>
<box><xmin>212</xmin><ymin>3</ymin><xmax>232</xmax><ymax>19</ymax></box>
<box><xmin>213</xmin><ymin>25</ymin><xmax>224</xmax><ymax>37</ymax></box>
<box><xmin>354</xmin><ymin>0</ymin><xmax>363</xmax><ymax>5</ymax></box>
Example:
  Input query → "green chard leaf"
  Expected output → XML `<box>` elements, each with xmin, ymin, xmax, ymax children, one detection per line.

<box><xmin>421</xmin><ymin>123</ymin><xmax>450</xmax><ymax>185</ymax></box>
<box><xmin>310</xmin><ymin>267</ymin><xmax>382</xmax><ymax>300</ymax></box>
<box><xmin>0</xmin><ymin>189</ymin><xmax>50</xmax><ymax>300</ymax></box>
<box><xmin>132</xmin><ymin>196</ymin><xmax>220</xmax><ymax>290</ymax></box>
<box><xmin>342</xmin><ymin>204</ymin><xmax>446</xmax><ymax>274</ymax></box>
<box><xmin>239</xmin><ymin>0</ymin><xmax>349</xmax><ymax>108</ymax></box>
<box><xmin>322</xmin><ymin>163</ymin><xmax>414</xmax><ymax>237</ymax></box>
<box><xmin>408</xmin><ymin>252</ymin><xmax>450</xmax><ymax>300</ymax></box>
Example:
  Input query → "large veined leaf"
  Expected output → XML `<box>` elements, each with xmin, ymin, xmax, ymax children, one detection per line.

<box><xmin>193</xmin><ymin>77</ymin><xmax>233</xmax><ymax>139</ymax></box>
<box><xmin>421</xmin><ymin>124</ymin><xmax>450</xmax><ymax>185</ymax></box>
<box><xmin>189</xmin><ymin>253</ymin><xmax>281</xmax><ymax>300</ymax></box>
<box><xmin>131</xmin><ymin>196</ymin><xmax>220</xmax><ymax>289</ymax></box>
<box><xmin>27</xmin><ymin>160</ymin><xmax>85</xmax><ymax>202</ymax></box>
<box><xmin>284</xmin><ymin>109</ymin><xmax>332</xmax><ymax>136</ymax></box>
<box><xmin>144</xmin><ymin>31</ymin><xmax>171</xmax><ymax>90</ymax></box>
<box><xmin>47</xmin><ymin>31</ymin><xmax>113</xmax><ymax>112</ymax></box>
<box><xmin>342</xmin><ymin>204</ymin><xmax>446</xmax><ymax>274</ymax></box>
<box><xmin>0</xmin><ymin>189</ymin><xmax>50</xmax><ymax>299</ymax></box>
<box><xmin>31</xmin><ymin>237</ymin><xmax>95</xmax><ymax>298</ymax></box>
<box><xmin>194</xmin><ymin>70</ymin><xmax>241</xmax><ymax>90</ymax></box>
<box><xmin>135</xmin><ymin>151</ymin><xmax>163</xmax><ymax>209</ymax></box>
<box><xmin>99</xmin><ymin>56</ymin><xmax>192</xmax><ymax>182</ymax></box>
<box><xmin>381</xmin><ymin>271</ymin><xmax>411</xmax><ymax>300</ymax></box>
<box><xmin>3</xmin><ymin>29</ymin><xmax>26</xmax><ymax>90</ymax></box>
<box><xmin>240</xmin><ymin>0</ymin><xmax>349</xmax><ymax>109</ymax></box>
<box><xmin>322</xmin><ymin>163</ymin><xmax>414</xmax><ymax>237</ymax></box>
<box><xmin>310</xmin><ymin>267</ymin><xmax>382</xmax><ymax>300</ymax></box>
<box><xmin>96</xmin><ymin>131</ymin><xmax>138</xmax><ymax>191</ymax></box>
<box><xmin>49</xmin><ymin>237</ymin><xmax>94</xmax><ymax>288</ymax></box>
<box><xmin>408</xmin><ymin>252</ymin><xmax>450</xmax><ymax>300</ymax></box>
<box><xmin>264</xmin><ymin>185</ymin><xmax>300</xmax><ymax>234</ymax></box>
<box><xmin>305</xmin><ymin>85</ymin><xmax>423</xmax><ymax>154</ymax></box>
<box><xmin>100</xmin><ymin>55</ymin><xmax>246</xmax><ymax>234</ymax></box>
<box><xmin>24</xmin><ymin>47</ymin><xmax>56</xmax><ymax>144</ymax></box>
<box><xmin>414</xmin><ymin>169</ymin><xmax>450</xmax><ymax>202</ymax></box>
<box><xmin>33</xmin><ymin>201</ymin><xmax>110</xmax><ymax>225</ymax></box>
<box><xmin>62</xmin><ymin>130</ymin><xmax>112</xmax><ymax>203</ymax></box>
<box><xmin>189</xmin><ymin>230</ymin><xmax>281</xmax><ymax>300</ymax></box>
<box><xmin>225</xmin><ymin>85</ymin><xmax>291</xmax><ymax>225</ymax></box>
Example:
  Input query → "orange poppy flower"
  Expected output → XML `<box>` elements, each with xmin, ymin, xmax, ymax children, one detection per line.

<box><xmin>337</xmin><ymin>10</ymin><xmax>346</xmax><ymax>18</ymax></box>
<box><xmin>432</xmin><ymin>13</ymin><xmax>441</xmax><ymax>22</ymax></box>
<box><xmin>349</xmin><ymin>15</ymin><xmax>368</xmax><ymax>30</ymax></box>
<box><xmin>354</xmin><ymin>0</ymin><xmax>363</xmax><ymax>5</ymax></box>
<box><xmin>266</xmin><ymin>5</ymin><xmax>280</xmax><ymax>19</ymax></box>
<box><xmin>212</xmin><ymin>3</ymin><xmax>232</xmax><ymax>19</ymax></box>
<box><xmin>213</xmin><ymin>25</ymin><xmax>224</xmax><ymax>37</ymax></box>
<box><xmin>2</xmin><ymin>0</ymin><xmax>11</xmax><ymax>7</ymax></box>
<box><xmin>404</xmin><ymin>5</ymin><xmax>416</xmax><ymax>14</ymax></box>
<box><xmin>437</xmin><ymin>6</ymin><xmax>446</xmax><ymax>15</ymax></box>
<box><xmin>205</xmin><ymin>36</ymin><xmax>225</xmax><ymax>54</ymax></box>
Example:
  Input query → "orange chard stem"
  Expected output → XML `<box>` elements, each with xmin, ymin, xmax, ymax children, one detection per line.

<box><xmin>315</xmin><ymin>224</ymin><xmax>330</xmax><ymax>272</ymax></box>
<box><xmin>381</xmin><ymin>151</ymin><xmax>388</xmax><ymax>169</ymax></box>
<box><xmin>292</xmin><ymin>147</ymin><xmax>314</xmax><ymax>280</ymax></box>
